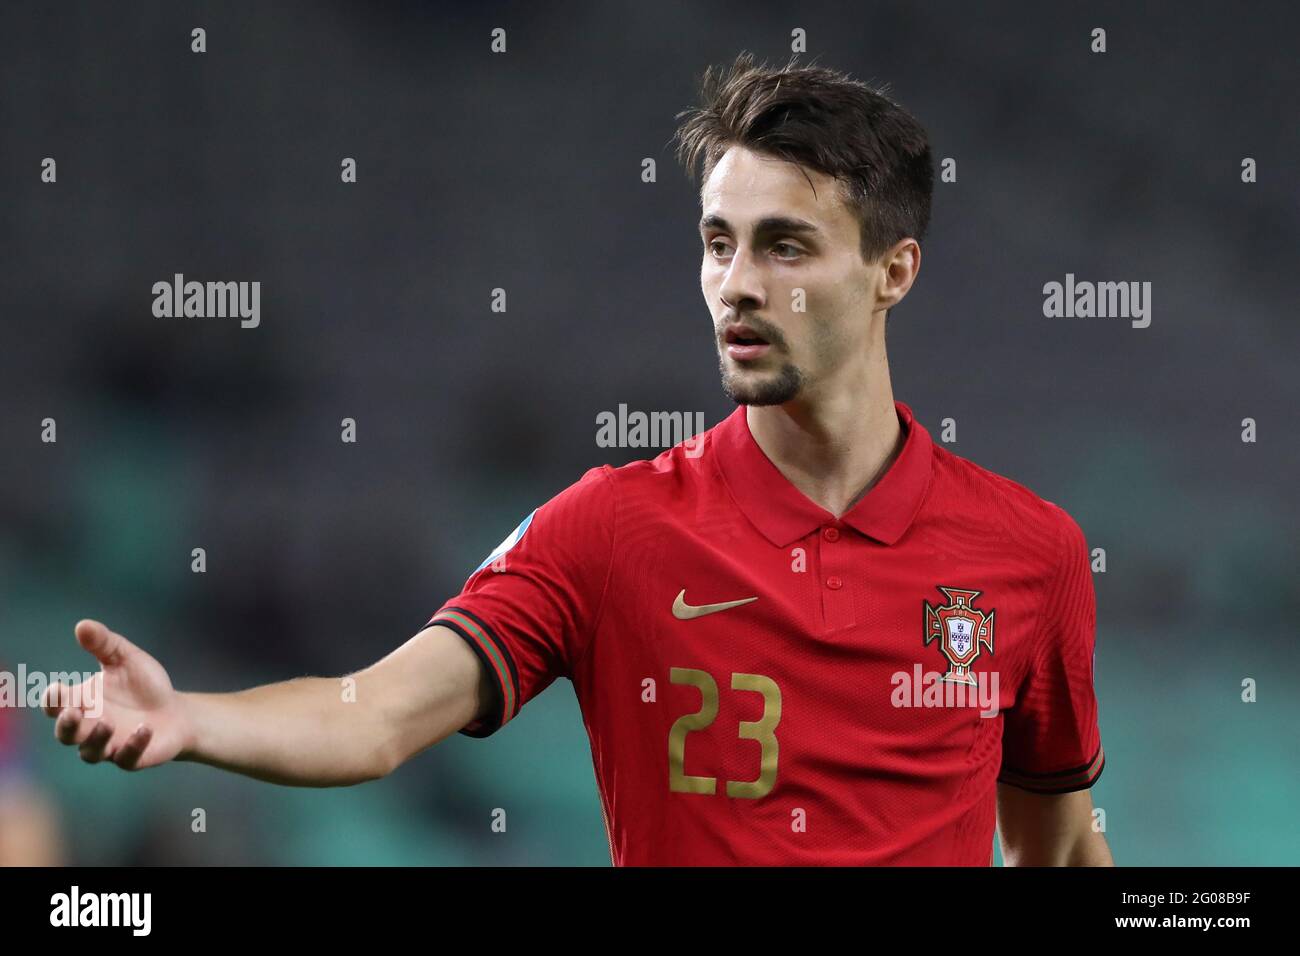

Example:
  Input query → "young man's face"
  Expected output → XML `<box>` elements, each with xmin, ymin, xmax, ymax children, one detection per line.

<box><xmin>699</xmin><ymin>145</ymin><xmax>883</xmax><ymax>406</ymax></box>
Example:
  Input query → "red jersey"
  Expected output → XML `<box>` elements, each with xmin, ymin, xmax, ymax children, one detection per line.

<box><xmin>425</xmin><ymin>400</ymin><xmax>1104</xmax><ymax>865</ymax></box>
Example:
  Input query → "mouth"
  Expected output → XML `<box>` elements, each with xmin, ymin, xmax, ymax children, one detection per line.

<box><xmin>723</xmin><ymin>324</ymin><xmax>773</xmax><ymax>362</ymax></box>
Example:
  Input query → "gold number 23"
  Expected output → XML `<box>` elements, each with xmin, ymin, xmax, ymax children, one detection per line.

<box><xmin>667</xmin><ymin>667</ymin><xmax>782</xmax><ymax>798</ymax></box>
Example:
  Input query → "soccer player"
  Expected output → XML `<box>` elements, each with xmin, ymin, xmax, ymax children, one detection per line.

<box><xmin>42</xmin><ymin>53</ymin><xmax>1110</xmax><ymax>866</ymax></box>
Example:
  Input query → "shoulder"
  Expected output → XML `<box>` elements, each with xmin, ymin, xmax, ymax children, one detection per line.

<box><xmin>530</xmin><ymin>463</ymin><xmax>617</xmax><ymax>534</ymax></box>
<box><xmin>522</xmin><ymin>419</ymin><xmax>721</xmax><ymax>552</ymax></box>
<box><xmin>598</xmin><ymin>418</ymin><xmax>720</xmax><ymax>501</ymax></box>
<box><xmin>927</xmin><ymin>443</ymin><xmax>1086</xmax><ymax>562</ymax></box>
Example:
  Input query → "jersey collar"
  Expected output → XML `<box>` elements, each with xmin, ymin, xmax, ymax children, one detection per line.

<box><xmin>712</xmin><ymin>399</ymin><xmax>933</xmax><ymax>548</ymax></box>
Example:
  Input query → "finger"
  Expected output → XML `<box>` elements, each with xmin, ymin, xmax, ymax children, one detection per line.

<box><xmin>78</xmin><ymin>721</ymin><xmax>115</xmax><ymax>764</ymax></box>
<box><xmin>42</xmin><ymin>682</ymin><xmax>73</xmax><ymax>717</ymax></box>
<box><xmin>54</xmin><ymin>706</ymin><xmax>84</xmax><ymax>746</ymax></box>
<box><xmin>75</xmin><ymin>619</ymin><xmax>126</xmax><ymax>668</ymax></box>
<box><xmin>111</xmin><ymin>725</ymin><xmax>153</xmax><ymax>771</ymax></box>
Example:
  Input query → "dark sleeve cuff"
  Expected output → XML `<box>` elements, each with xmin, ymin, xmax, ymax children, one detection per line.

<box><xmin>421</xmin><ymin>606</ymin><xmax>520</xmax><ymax>738</ymax></box>
<box><xmin>998</xmin><ymin>744</ymin><xmax>1105</xmax><ymax>794</ymax></box>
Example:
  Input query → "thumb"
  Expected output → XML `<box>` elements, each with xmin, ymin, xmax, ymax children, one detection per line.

<box><xmin>75</xmin><ymin>619</ymin><xmax>128</xmax><ymax>668</ymax></box>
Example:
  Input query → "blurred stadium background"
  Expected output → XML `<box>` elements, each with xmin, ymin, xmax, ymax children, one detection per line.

<box><xmin>1</xmin><ymin>1</ymin><xmax>1297</xmax><ymax>864</ymax></box>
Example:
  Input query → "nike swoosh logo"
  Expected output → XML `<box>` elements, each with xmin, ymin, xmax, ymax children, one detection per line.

<box><xmin>672</xmin><ymin>589</ymin><xmax>758</xmax><ymax>620</ymax></box>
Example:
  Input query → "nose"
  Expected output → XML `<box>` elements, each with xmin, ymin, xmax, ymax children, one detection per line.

<box><xmin>718</xmin><ymin>246</ymin><xmax>766</xmax><ymax>313</ymax></box>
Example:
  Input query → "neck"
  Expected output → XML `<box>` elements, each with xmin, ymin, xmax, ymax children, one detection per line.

<box><xmin>745</xmin><ymin>350</ymin><xmax>901</xmax><ymax>519</ymax></box>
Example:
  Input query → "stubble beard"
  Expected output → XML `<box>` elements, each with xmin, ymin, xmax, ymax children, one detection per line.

<box><xmin>719</xmin><ymin>355</ymin><xmax>805</xmax><ymax>406</ymax></box>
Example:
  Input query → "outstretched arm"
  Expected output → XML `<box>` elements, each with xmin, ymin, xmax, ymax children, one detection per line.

<box><xmin>43</xmin><ymin>619</ymin><xmax>493</xmax><ymax>787</ymax></box>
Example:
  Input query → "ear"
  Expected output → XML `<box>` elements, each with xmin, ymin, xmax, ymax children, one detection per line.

<box><xmin>876</xmin><ymin>238</ymin><xmax>921</xmax><ymax>312</ymax></box>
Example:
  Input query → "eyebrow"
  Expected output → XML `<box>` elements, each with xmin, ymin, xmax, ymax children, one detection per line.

<box><xmin>698</xmin><ymin>214</ymin><xmax>822</xmax><ymax>238</ymax></box>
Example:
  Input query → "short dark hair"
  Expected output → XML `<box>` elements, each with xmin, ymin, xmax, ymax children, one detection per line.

<box><xmin>673</xmin><ymin>52</ymin><xmax>934</xmax><ymax>263</ymax></box>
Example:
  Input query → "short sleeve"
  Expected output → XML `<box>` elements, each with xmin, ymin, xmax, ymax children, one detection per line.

<box><xmin>998</xmin><ymin>508</ymin><xmax>1105</xmax><ymax>793</ymax></box>
<box><xmin>422</xmin><ymin>466</ymin><xmax>616</xmax><ymax>737</ymax></box>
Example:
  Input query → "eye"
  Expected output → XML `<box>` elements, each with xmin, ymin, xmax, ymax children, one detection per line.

<box><xmin>706</xmin><ymin>239</ymin><xmax>732</xmax><ymax>258</ymax></box>
<box><xmin>772</xmin><ymin>242</ymin><xmax>803</xmax><ymax>259</ymax></box>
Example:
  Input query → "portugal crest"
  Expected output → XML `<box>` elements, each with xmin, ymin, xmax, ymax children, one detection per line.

<box><xmin>923</xmin><ymin>586</ymin><xmax>995</xmax><ymax>686</ymax></box>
